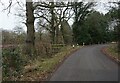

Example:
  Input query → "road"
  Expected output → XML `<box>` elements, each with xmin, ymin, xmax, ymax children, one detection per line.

<box><xmin>50</xmin><ymin>44</ymin><xmax>119</xmax><ymax>81</ymax></box>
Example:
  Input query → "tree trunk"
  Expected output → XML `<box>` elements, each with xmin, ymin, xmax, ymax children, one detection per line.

<box><xmin>50</xmin><ymin>2</ymin><xmax>56</xmax><ymax>44</ymax></box>
<box><xmin>25</xmin><ymin>0</ymin><xmax>35</xmax><ymax>56</ymax></box>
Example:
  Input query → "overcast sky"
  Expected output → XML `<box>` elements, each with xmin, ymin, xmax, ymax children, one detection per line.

<box><xmin>0</xmin><ymin>0</ymin><xmax>119</xmax><ymax>31</ymax></box>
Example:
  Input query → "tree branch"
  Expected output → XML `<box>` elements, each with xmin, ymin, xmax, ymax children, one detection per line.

<box><xmin>34</xmin><ymin>13</ymin><xmax>51</xmax><ymax>23</ymax></box>
<box><xmin>33</xmin><ymin>2</ymin><xmax>74</xmax><ymax>10</ymax></box>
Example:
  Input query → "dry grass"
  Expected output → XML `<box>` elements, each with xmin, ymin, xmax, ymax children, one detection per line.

<box><xmin>105</xmin><ymin>44</ymin><xmax>119</xmax><ymax>62</ymax></box>
<box><xmin>106</xmin><ymin>44</ymin><xmax>118</xmax><ymax>58</ymax></box>
<box><xmin>18</xmin><ymin>46</ymin><xmax>81</xmax><ymax>81</ymax></box>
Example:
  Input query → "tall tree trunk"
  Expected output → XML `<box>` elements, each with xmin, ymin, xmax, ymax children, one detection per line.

<box><xmin>25</xmin><ymin>0</ymin><xmax>35</xmax><ymax>56</ymax></box>
<box><xmin>50</xmin><ymin>2</ymin><xmax>56</xmax><ymax>44</ymax></box>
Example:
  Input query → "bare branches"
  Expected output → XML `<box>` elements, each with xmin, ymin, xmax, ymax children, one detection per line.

<box><xmin>16</xmin><ymin>0</ymin><xmax>22</xmax><ymax>8</ymax></box>
<box><xmin>15</xmin><ymin>0</ymin><xmax>25</xmax><ymax>11</ymax></box>
<box><xmin>40</xmin><ymin>24</ymin><xmax>52</xmax><ymax>33</ymax></box>
<box><xmin>3</xmin><ymin>0</ymin><xmax>12</xmax><ymax>15</ymax></box>
<box><xmin>14</xmin><ymin>13</ymin><xmax>26</xmax><ymax>18</ymax></box>
<box><xmin>66</xmin><ymin>11</ymin><xmax>74</xmax><ymax>21</ymax></box>
<box><xmin>33</xmin><ymin>2</ymin><xmax>74</xmax><ymax>10</ymax></box>
<box><xmin>34</xmin><ymin>2</ymin><xmax>74</xmax><ymax>31</ymax></box>
<box><xmin>34</xmin><ymin>13</ymin><xmax>51</xmax><ymax>23</ymax></box>
<box><xmin>2</xmin><ymin>0</ymin><xmax>26</xmax><ymax>15</ymax></box>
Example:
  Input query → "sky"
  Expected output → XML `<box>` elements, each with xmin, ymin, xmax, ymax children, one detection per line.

<box><xmin>0</xmin><ymin>0</ymin><xmax>119</xmax><ymax>31</ymax></box>
<box><xmin>0</xmin><ymin>9</ymin><xmax>15</xmax><ymax>30</ymax></box>
<box><xmin>0</xmin><ymin>0</ymin><xmax>17</xmax><ymax>31</ymax></box>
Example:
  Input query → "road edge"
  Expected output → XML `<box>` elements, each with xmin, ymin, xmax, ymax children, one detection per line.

<box><xmin>101</xmin><ymin>46</ymin><xmax>120</xmax><ymax>64</ymax></box>
<box><xmin>46</xmin><ymin>46</ymin><xmax>82</xmax><ymax>81</ymax></box>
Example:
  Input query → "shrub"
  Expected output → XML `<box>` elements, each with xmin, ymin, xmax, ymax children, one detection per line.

<box><xmin>2</xmin><ymin>46</ymin><xmax>24</xmax><ymax>80</ymax></box>
<box><xmin>35</xmin><ymin>42</ymin><xmax>52</xmax><ymax>58</ymax></box>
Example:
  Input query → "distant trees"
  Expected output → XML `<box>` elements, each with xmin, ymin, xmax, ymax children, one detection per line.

<box><xmin>2</xmin><ymin>29</ymin><xmax>25</xmax><ymax>45</ymax></box>
<box><xmin>13</xmin><ymin>26</ymin><xmax>26</xmax><ymax>44</ymax></box>
<box><xmin>2</xmin><ymin>30</ymin><xmax>13</xmax><ymax>45</ymax></box>
<box><xmin>72</xmin><ymin>2</ymin><xmax>94</xmax><ymax>44</ymax></box>
<box><xmin>105</xmin><ymin>2</ymin><xmax>120</xmax><ymax>52</ymax></box>
<box><xmin>84</xmin><ymin>11</ymin><xmax>109</xmax><ymax>44</ymax></box>
<box><xmin>34</xmin><ymin>2</ymin><xmax>74</xmax><ymax>44</ymax></box>
<box><xmin>2</xmin><ymin>0</ymin><xmax>119</xmax><ymax>54</ymax></box>
<box><xmin>73</xmin><ymin>10</ymin><xmax>118</xmax><ymax>45</ymax></box>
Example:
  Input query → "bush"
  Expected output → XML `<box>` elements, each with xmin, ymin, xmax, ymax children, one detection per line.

<box><xmin>2</xmin><ymin>46</ymin><xmax>24</xmax><ymax>80</ymax></box>
<box><xmin>35</xmin><ymin>42</ymin><xmax>52</xmax><ymax>58</ymax></box>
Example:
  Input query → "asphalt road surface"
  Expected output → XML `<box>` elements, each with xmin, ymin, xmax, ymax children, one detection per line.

<box><xmin>50</xmin><ymin>44</ymin><xmax>119</xmax><ymax>81</ymax></box>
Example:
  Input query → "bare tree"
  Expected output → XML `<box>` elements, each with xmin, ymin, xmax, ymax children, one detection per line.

<box><xmin>1</xmin><ymin>1</ymin><xmax>76</xmax><ymax>56</ymax></box>
<box><xmin>34</xmin><ymin>2</ymin><xmax>74</xmax><ymax>44</ymax></box>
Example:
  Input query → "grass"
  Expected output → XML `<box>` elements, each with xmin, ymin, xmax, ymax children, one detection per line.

<box><xmin>106</xmin><ymin>44</ymin><xmax>118</xmax><ymax>58</ymax></box>
<box><xmin>18</xmin><ymin>45</ymin><xmax>81</xmax><ymax>81</ymax></box>
<box><xmin>105</xmin><ymin>44</ymin><xmax>119</xmax><ymax>62</ymax></box>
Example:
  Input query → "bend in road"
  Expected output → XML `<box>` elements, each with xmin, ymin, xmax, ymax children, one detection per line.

<box><xmin>50</xmin><ymin>44</ymin><xmax>119</xmax><ymax>81</ymax></box>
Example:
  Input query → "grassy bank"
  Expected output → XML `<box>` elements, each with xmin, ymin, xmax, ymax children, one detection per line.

<box><xmin>11</xmin><ymin>45</ymin><xmax>81</xmax><ymax>81</ymax></box>
<box><xmin>104</xmin><ymin>44</ymin><xmax>119</xmax><ymax>63</ymax></box>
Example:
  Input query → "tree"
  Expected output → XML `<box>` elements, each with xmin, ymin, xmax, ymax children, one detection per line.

<box><xmin>87</xmin><ymin>12</ymin><xmax>109</xmax><ymax>44</ymax></box>
<box><xmin>25</xmin><ymin>0</ymin><xmax>35</xmax><ymax>56</ymax></box>
<box><xmin>72</xmin><ymin>2</ymin><xmax>94</xmax><ymax>44</ymax></box>
<box><xmin>1</xmin><ymin>0</ymin><xmax>36</xmax><ymax>56</ymax></box>
<box><xmin>61</xmin><ymin>19</ymin><xmax>73</xmax><ymax>45</ymax></box>
<box><xmin>34</xmin><ymin>2</ymin><xmax>74</xmax><ymax>44</ymax></box>
<box><xmin>106</xmin><ymin>2</ymin><xmax>120</xmax><ymax>52</ymax></box>
<box><xmin>74</xmin><ymin>11</ymin><xmax>113</xmax><ymax>45</ymax></box>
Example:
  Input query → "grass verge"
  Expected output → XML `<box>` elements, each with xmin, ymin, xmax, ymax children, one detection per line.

<box><xmin>18</xmin><ymin>46</ymin><xmax>81</xmax><ymax>81</ymax></box>
<box><xmin>102</xmin><ymin>44</ymin><xmax>119</xmax><ymax>63</ymax></box>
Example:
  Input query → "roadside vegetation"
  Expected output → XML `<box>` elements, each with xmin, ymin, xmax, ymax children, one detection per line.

<box><xmin>19</xmin><ymin>46</ymin><xmax>80</xmax><ymax>81</ymax></box>
<box><xmin>2</xmin><ymin>45</ymin><xmax>80</xmax><ymax>81</ymax></box>
<box><xmin>104</xmin><ymin>44</ymin><xmax>119</xmax><ymax>62</ymax></box>
<box><xmin>1</xmin><ymin>1</ymin><xmax>119</xmax><ymax>81</ymax></box>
